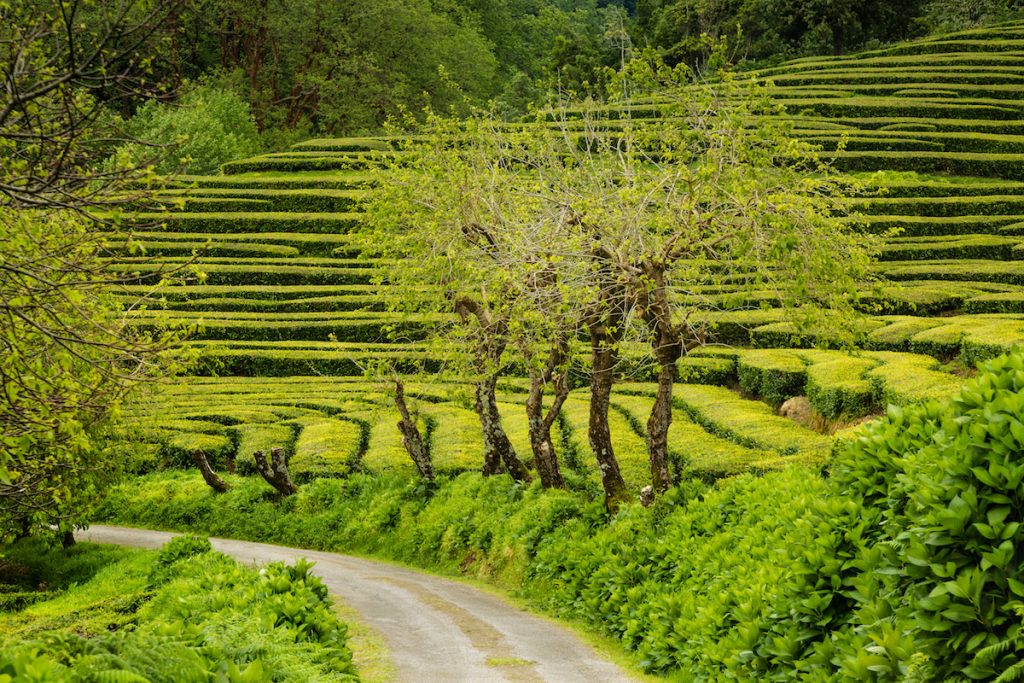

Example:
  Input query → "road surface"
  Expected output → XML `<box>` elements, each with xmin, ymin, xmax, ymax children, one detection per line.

<box><xmin>79</xmin><ymin>525</ymin><xmax>636</xmax><ymax>683</ymax></box>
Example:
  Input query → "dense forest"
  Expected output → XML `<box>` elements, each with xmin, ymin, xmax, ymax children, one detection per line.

<box><xmin>13</xmin><ymin>0</ymin><xmax>1019</xmax><ymax>160</ymax></box>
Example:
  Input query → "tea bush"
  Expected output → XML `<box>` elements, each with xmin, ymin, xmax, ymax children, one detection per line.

<box><xmin>0</xmin><ymin>537</ymin><xmax>358</xmax><ymax>681</ymax></box>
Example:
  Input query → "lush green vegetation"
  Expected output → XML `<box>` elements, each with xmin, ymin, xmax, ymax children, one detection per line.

<box><xmin>94</xmin><ymin>350</ymin><xmax>1024</xmax><ymax>680</ymax></box>
<box><xmin>13</xmin><ymin>2</ymin><xmax>1024</xmax><ymax>680</ymax></box>
<box><xmin>0</xmin><ymin>536</ymin><xmax>357</xmax><ymax>681</ymax></box>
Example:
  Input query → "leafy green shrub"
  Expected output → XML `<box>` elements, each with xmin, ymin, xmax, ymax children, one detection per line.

<box><xmin>149</xmin><ymin>534</ymin><xmax>212</xmax><ymax>585</ymax></box>
<box><xmin>116</xmin><ymin>84</ymin><xmax>261</xmax><ymax>175</ymax></box>
<box><xmin>736</xmin><ymin>349</ymin><xmax>808</xmax><ymax>404</ymax></box>
<box><xmin>0</xmin><ymin>538</ymin><xmax>358</xmax><ymax>682</ymax></box>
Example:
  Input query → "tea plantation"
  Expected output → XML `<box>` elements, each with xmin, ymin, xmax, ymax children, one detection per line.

<box><xmin>103</xmin><ymin>20</ymin><xmax>1024</xmax><ymax>490</ymax></box>
<box><xmin>80</xmin><ymin>19</ymin><xmax>1024</xmax><ymax>681</ymax></box>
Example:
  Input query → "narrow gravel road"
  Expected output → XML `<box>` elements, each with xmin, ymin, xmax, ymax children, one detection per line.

<box><xmin>79</xmin><ymin>525</ymin><xmax>636</xmax><ymax>683</ymax></box>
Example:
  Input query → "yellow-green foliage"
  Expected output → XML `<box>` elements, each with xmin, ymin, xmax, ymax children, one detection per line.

<box><xmin>866</xmin><ymin>350</ymin><xmax>965</xmax><ymax>403</ymax></box>
<box><xmin>799</xmin><ymin>350</ymin><xmax>879</xmax><ymax>418</ymax></box>
<box><xmin>672</xmin><ymin>384</ymin><xmax>832</xmax><ymax>458</ymax></box>
<box><xmin>290</xmin><ymin>418</ymin><xmax>363</xmax><ymax>480</ymax></box>
<box><xmin>737</xmin><ymin>349</ymin><xmax>807</xmax><ymax>404</ymax></box>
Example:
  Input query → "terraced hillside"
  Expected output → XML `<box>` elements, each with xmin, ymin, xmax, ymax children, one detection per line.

<box><xmin>114</xmin><ymin>21</ymin><xmax>1024</xmax><ymax>489</ymax></box>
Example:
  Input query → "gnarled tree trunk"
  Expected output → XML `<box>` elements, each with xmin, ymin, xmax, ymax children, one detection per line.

<box><xmin>253</xmin><ymin>447</ymin><xmax>298</xmax><ymax>495</ymax></box>
<box><xmin>454</xmin><ymin>296</ymin><xmax>529</xmax><ymax>482</ymax></box>
<box><xmin>477</xmin><ymin>373</ymin><xmax>531</xmax><ymax>483</ymax></box>
<box><xmin>589</xmin><ymin>327</ymin><xmax>629</xmax><ymax>509</ymax></box>
<box><xmin>394</xmin><ymin>378</ymin><xmax>434</xmax><ymax>481</ymax></box>
<box><xmin>632</xmin><ymin>261</ymin><xmax>701</xmax><ymax>494</ymax></box>
<box><xmin>192</xmin><ymin>449</ymin><xmax>230</xmax><ymax>492</ymax></box>
<box><xmin>524</xmin><ymin>340</ymin><xmax>570</xmax><ymax>489</ymax></box>
<box><xmin>647</xmin><ymin>351</ymin><xmax>679</xmax><ymax>493</ymax></box>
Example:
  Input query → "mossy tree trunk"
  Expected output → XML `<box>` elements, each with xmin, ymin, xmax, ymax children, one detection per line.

<box><xmin>455</xmin><ymin>296</ymin><xmax>531</xmax><ymax>483</ymax></box>
<box><xmin>394</xmin><ymin>378</ymin><xmax>434</xmax><ymax>481</ymax></box>
<box><xmin>630</xmin><ymin>261</ymin><xmax>703</xmax><ymax>495</ymax></box>
<box><xmin>524</xmin><ymin>339</ymin><xmax>570</xmax><ymax>489</ymax></box>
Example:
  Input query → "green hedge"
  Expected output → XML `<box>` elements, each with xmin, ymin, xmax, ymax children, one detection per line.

<box><xmin>289</xmin><ymin>418</ymin><xmax>366</xmax><ymax>481</ymax></box>
<box><xmin>964</xmin><ymin>292</ymin><xmax>1024</xmax><ymax>313</ymax></box>
<box><xmin>119</xmin><ymin>283</ymin><xmax>380</xmax><ymax>300</ymax></box>
<box><xmin>862</xmin><ymin>178</ymin><xmax>1024</xmax><ymax>198</ymax></box>
<box><xmin>878</xmin><ymin>259</ymin><xmax>1024</xmax><ymax>285</ymax></box>
<box><xmin>104</xmin><ymin>240</ymin><xmax>301</xmax><ymax>258</ymax></box>
<box><xmin>234</xmin><ymin>423</ymin><xmax>295</xmax><ymax>475</ymax></box>
<box><xmin>785</xmin><ymin>97</ymin><xmax>1024</xmax><ymax>120</ymax></box>
<box><xmin>164</xmin><ymin>188</ymin><xmax>365</xmax><ymax>212</ymax></box>
<box><xmin>151</xmin><ymin>196</ymin><xmax>272</xmax><ymax>212</ymax></box>
<box><xmin>677</xmin><ymin>355</ymin><xmax>736</xmax><ymax>385</ymax></box>
<box><xmin>859</xmin><ymin>195</ymin><xmax>1024</xmax><ymax>217</ymax></box>
<box><xmin>149</xmin><ymin>294</ymin><xmax>390</xmax><ymax>313</ymax></box>
<box><xmin>878</xmin><ymin>235</ymin><xmax>1021</xmax><ymax>261</ymax></box>
<box><xmin>831</xmin><ymin>150</ymin><xmax>1024</xmax><ymax>178</ymax></box>
<box><xmin>736</xmin><ymin>349</ymin><xmax>807</xmax><ymax>405</ymax></box>
<box><xmin>111</xmin><ymin>262</ymin><xmax>377</xmax><ymax>286</ymax></box>
<box><xmin>672</xmin><ymin>384</ymin><xmax>831</xmax><ymax>457</ymax></box>
<box><xmin>861</xmin><ymin>214</ymin><xmax>1024</xmax><ymax>237</ymax></box>
<box><xmin>123</xmin><ymin>211</ymin><xmax>363</xmax><ymax>234</ymax></box>
<box><xmin>193</xmin><ymin>348</ymin><xmax>441</xmax><ymax>376</ymax></box>
<box><xmin>222</xmin><ymin>152</ymin><xmax>399</xmax><ymax>174</ymax></box>
<box><xmin>800</xmin><ymin>350</ymin><xmax>878</xmax><ymax>418</ymax></box>
<box><xmin>172</xmin><ymin>172</ymin><xmax>372</xmax><ymax>190</ymax></box>
<box><xmin>291</xmin><ymin>137</ymin><xmax>394</xmax><ymax>152</ymax></box>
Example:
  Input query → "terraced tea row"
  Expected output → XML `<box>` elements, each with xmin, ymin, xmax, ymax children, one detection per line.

<box><xmin>126</xmin><ymin>347</ymin><xmax>964</xmax><ymax>488</ymax></box>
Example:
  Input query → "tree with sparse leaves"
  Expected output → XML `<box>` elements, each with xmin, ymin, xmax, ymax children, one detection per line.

<box><xmin>1</xmin><ymin>0</ymin><xmax>189</xmax><ymax>543</ymax></box>
<box><xmin>366</xmin><ymin>54</ymin><xmax>878</xmax><ymax>508</ymax></box>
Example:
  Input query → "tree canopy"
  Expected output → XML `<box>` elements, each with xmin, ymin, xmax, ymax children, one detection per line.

<box><xmin>364</xmin><ymin>56</ymin><xmax>879</xmax><ymax>506</ymax></box>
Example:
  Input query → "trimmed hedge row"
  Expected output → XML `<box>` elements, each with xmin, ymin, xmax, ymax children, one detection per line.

<box><xmin>800</xmin><ymin>350</ymin><xmax>877</xmax><ymax>419</ymax></box>
<box><xmin>784</xmin><ymin>97</ymin><xmax>1024</xmax><ymax>120</ymax></box>
<box><xmin>863</xmin><ymin>179</ymin><xmax>1024</xmax><ymax>198</ymax></box>
<box><xmin>878</xmin><ymin>258</ymin><xmax>1024</xmax><ymax>285</ymax></box>
<box><xmin>859</xmin><ymin>214</ymin><xmax>1024</xmax><ymax>236</ymax></box>
<box><xmin>611</xmin><ymin>393</ymin><xmax>784</xmax><ymax>480</ymax></box>
<box><xmin>161</xmin><ymin>188</ymin><xmax>366</xmax><ymax>213</ymax></box>
<box><xmin>110</xmin><ymin>262</ymin><xmax>377</xmax><ymax>286</ymax></box>
<box><xmin>964</xmin><ymin>291</ymin><xmax>1024</xmax><ymax>313</ymax></box>
<box><xmin>831</xmin><ymin>150</ymin><xmax>1024</xmax><ymax>178</ymax></box>
<box><xmin>770</xmin><ymin>70</ymin><xmax>1024</xmax><ymax>86</ymax></box>
<box><xmin>192</xmin><ymin>347</ymin><xmax>442</xmax><ymax>376</ymax></box>
<box><xmin>103</xmin><ymin>240</ymin><xmax>301</xmax><ymax>258</ymax></box>
<box><xmin>173</xmin><ymin>172</ymin><xmax>373</xmax><ymax>190</ymax></box>
<box><xmin>291</xmin><ymin>137</ymin><xmax>394</xmax><ymax>152</ymax></box>
<box><xmin>221</xmin><ymin>152</ymin><xmax>401</xmax><ymax>174</ymax></box>
<box><xmin>289</xmin><ymin>417</ymin><xmax>366</xmax><ymax>481</ymax></box>
<box><xmin>130</xmin><ymin>316</ymin><xmax>437</xmax><ymax>343</ymax></box>
<box><xmin>124</xmin><ymin>211</ymin><xmax>363</xmax><ymax>234</ymax></box>
<box><xmin>112</xmin><ymin>232</ymin><xmax>362</xmax><ymax>258</ymax></box>
<box><xmin>671</xmin><ymin>383</ymin><xmax>831</xmax><ymax>457</ymax></box>
<box><xmin>810</xmin><ymin>131</ymin><xmax>1024</xmax><ymax>155</ymax></box>
<box><xmin>878</xmin><ymin>235</ymin><xmax>1022</xmax><ymax>261</ymax></box>
<box><xmin>736</xmin><ymin>349</ymin><xmax>806</xmax><ymax>405</ymax></box>
<box><xmin>858</xmin><ymin>195</ymin><xmax>1024</xmax><ymax>217</ymax></box>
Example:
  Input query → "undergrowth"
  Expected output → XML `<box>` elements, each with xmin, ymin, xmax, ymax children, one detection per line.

<box><xmin>0</xmin><ymin>535</ymin><xmax>358</xmax><ymax>681</ymax></box>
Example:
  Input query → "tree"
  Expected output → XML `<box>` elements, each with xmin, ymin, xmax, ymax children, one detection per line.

<box><xmin>0</xmin><ymin>0</ymin><xmax>189</xmax><ymax>542</ymax></box>
<box><xmin>363</xmin><ymin>114</ymin><xmax>589</xmax><ymax>487</ymax></box>
<box><xmin>114</xmin><ymin>83</ymin><xmax>261</xmax><ymax>175</ymax></box>
<box><xmin>560</xmin><ymin>57</ymin><xmax>877</xmax><ymax>494</ymax></box>
<box><xmin>366</xmin><ymin>55</ymin><xmax>877</xmax><ymax>508</ymax></box>
<box><xmin>1</xmin><ymin>0</ymin><xmax>187</xmax><ymax>210</ymax></box>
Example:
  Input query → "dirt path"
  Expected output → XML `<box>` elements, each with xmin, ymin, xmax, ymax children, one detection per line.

<box><xmin>79</xmin><ymin>525</ymin><xmax>636</xmax><ymax>683</ymax></box>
